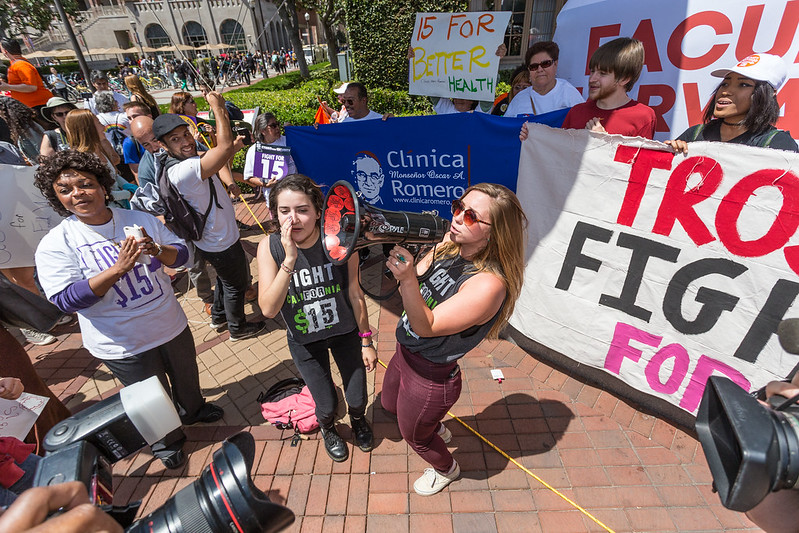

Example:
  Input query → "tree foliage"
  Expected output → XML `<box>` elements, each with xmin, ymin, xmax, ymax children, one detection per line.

<box><xmin>277</xmin><ymin>0</ymin><xmax>311</xmax><ymax>78</ymax></box>
<box><xmin>300</xmin><ymin>0</ymin><xmax>345</xmax><ymax>70</ymax></box>
<box><xmin>0</xmin><ymin>0</ymin><xmax>82</xmax><ymax>39</ymax></box>
<box><xmin>343</xmin><ymin>0</ymin><xmax>468</xmax><ymax>90</ymax></box>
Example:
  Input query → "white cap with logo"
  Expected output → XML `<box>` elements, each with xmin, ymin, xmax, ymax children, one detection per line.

<box><xmin>711</xmin><ymin>53</ymin><xmax>788</xmax><ymax>90</ymax></box>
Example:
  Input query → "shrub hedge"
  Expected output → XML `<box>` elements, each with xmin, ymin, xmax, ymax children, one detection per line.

<box><xmin>344</xmin><ymin>0</ymin><xmax>469</xmax><ymax>90</ymax></box>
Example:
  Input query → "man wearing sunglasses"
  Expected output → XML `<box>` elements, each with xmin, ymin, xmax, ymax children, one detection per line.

<box><xmin>340</xmin><ymin>83</ymin><xmax>387</xmax><ymax>122</ymax></box>
<box><xmin>503</xmin><ymin>40</ymin><xmax>583</xmax><ymax>118</ymax></box>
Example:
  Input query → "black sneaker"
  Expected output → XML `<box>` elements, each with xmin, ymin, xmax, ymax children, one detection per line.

<box><xmin>160</xmin><ymin>449</ymin><xmax>187</xmax><ymax>470</ymax></box>
<box><xmin>182</xmin><ymin>403</ymin><xmax>224</xmax><ymax>425</ymax></box>
<box><xmin>350</xmin><ymin>415</ymin><xmax>374</xmax><ymax>452</ymax></box>
<box><xmin>321</xmin><ymin>425</ymin><xmax>349</xmax><ymax>462</ymax></box>
<box><xmin>229</xmin><ymin>321</ymin><xmax>267</xmax><ymax>342</ymax></box>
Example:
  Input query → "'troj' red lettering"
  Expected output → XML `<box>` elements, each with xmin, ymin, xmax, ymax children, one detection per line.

<box><xmin>615</xmin><ymin>146</ymin><xmax>674</xmax><ymax>227</ymax></box>
<box><xmin>652</xmin><ymin>156</ymin><xmax>723</xmax><ymax>245</ymax></box>
<box><xmin>716</xmin><ymin>169</ymin><xmax>799</xmax><ymax>257</ymax></box>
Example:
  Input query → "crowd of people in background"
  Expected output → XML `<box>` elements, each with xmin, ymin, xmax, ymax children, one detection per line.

<box><xmin>1</xmin><ymin>28</ymin><xmax>798</xmax><ymax>531</ymax></box>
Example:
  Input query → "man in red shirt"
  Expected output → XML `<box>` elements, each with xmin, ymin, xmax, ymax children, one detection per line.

<box><xmin>0</xmin><ymin>38</ymin><xmax>53</xmax><ymax>118</ymax></box>
<box><xmin>561</xmin><ymin>37</ymin><xmax>655</xmax><ymax>139</ymax></box>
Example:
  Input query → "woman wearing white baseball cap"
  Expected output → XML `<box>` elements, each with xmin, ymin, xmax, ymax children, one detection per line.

<box><xmin>668</xmin><ymin>53</ymin><xmax>798</xmax><ymax>153</ymax></box>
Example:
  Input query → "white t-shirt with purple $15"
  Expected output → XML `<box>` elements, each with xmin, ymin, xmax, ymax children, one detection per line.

<box><xmin>36</xmin><ymin>208</ymin><xmax>189</xmax><ymax>360</ymax></box>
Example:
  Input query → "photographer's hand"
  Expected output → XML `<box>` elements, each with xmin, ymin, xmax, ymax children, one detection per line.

<box><xmin>0</xmin><ymin>377</ymin><xmax>23</xmax><ymax>400</ymax></box>
<box><xmin>0</xmin><ymin>481</ymin><xmax>122</xmax><ymax>533</ymax></box>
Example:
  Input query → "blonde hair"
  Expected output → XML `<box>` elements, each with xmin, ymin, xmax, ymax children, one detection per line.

<box><xmin>124</xmin><ymin>75</ymin><xmax>158</xmax><ymax>110</ymax></box>
<box><xmin>64</xmin><ymin>109</ymin><xmax>102</xmax><ymax>153</ymax></box>
<box><xmin>435</xmin><ymin>183</ymin><xmax>528</xmax><ymax>338</ymax></box>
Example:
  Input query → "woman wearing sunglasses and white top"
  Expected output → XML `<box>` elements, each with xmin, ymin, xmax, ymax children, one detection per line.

<box><xmin>381</xmin><ymin>183</ymin><xmax>527</xmax><ymax>496</ymax></box>
<box><xmin>503</xmin><ymin>40</ymin><xmax>583</xmax><ymax>118</ymax></box>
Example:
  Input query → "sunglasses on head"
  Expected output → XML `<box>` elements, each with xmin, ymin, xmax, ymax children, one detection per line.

<box><xmin>527</xmin><ymin>59</ymin><xmax>555</xmax><ymax>71</ymax></box>
<box><xmin>452</xmin><ymin>199</ymin><xmax>491</xmax><ymax>226</ymax></box>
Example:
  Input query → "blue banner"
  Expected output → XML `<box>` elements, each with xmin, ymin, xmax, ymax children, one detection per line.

<box><xmin>285</xmin><ymin>109</ymin><xmax>569</xmax><ymax>215</ymax></box>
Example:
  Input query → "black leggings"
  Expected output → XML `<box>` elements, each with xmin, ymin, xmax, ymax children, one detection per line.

<box><xmin>287</xmin><ymin>329</ymin><xmax>367</xmax><ymax>427</ymax></box>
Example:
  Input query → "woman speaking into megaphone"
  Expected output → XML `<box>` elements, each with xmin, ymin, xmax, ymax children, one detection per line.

<box><xmin>380</xmin><ymin>183</ymin><xmax>528</xmax><ymax>496</ymax></box>
<box><xmin>256</xmin><ymin>174</ymin><xmax>376</xmax><ymax>464</ymax></box>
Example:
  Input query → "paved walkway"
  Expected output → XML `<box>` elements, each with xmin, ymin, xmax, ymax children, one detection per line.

<box><xmin>19</xmin><ymin>198</ymin><xmax>762</xmax><ymax>532</ymax></box>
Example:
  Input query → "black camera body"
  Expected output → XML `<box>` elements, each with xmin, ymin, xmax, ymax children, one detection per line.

<box><xmin>695</xmin><ymin>319</ymin><xmax>799</xmax><ymax>513</ymax></box>
<box><xmin>33</xmin><ymin>378</ymin><xmax>294</xmax><ymax>532</ymax></box>
<box><xmin>233</xmin><ymin>126</ymin><xmax>252</xmax><ymax>146</ymax></box>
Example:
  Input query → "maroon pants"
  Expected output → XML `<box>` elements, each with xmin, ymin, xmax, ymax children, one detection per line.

<box><xmin>380</xmin><ymin>343</ymin><xmax>461</xmax><ymax>472</ymax></box>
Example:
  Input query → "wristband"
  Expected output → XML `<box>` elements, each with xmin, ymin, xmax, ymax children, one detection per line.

<box><xmin>361</xmin><ymin>340</ymin><xmax>374</xmax><ymax>349</ymax></box>
<box><xmin>280</xmin><ymin>262</ymin><xmax>296</xmax><ymax>274</ymax></box>
<box><xmin>358</xmin><ymin>330</ymin><xmax>373</xmax><ymax>338</ymax></box>
<box><xmin>153</xmin><ymin>243</ymin><xmax>163</xmax><ymax>256</ymax></box>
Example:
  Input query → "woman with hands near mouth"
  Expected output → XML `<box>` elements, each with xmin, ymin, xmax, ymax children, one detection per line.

<box><xmin>381</xmin><ymin>183</ymin><xmax>527</xmax><ymax>496</ymax></box>
<box><xmin>256</xmin><ymin>174</ymin><xmax>376</xmax><ymax>463</ymax></box>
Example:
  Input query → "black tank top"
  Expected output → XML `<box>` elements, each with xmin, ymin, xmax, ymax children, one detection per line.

<box><xmin>269</xmin><ymin>233</ymin><xmax>356</xmax><ymax>344</ymax></box>
<box><xmin>396</xmin><ymin>254</ymin><xmax>503</xmax><ymax>364</ymax></box>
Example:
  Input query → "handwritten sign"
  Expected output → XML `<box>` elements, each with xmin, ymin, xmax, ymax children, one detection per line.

<box><xmin>409</xmin><ymin>11</ymin><xmax>511</xmax><ymax>101</ymax></box>
<box><xmin>0</xmin><ymin>393</ymin><xmax>48</xmax><ymax>440</ymax></box>
<box><xmin>0</xmin><ymin>165</ymin><xmax>61</xmax><ymax>268</ymax></box>
<box><xmin>252</xmin><ymin>144</ymin><xmax>292</xmax><ymax>183</ymax></box>
<box><xmin>511</xmin><ymin>124</ymin><xmax>799</xmax><ymax>414</ymax></box>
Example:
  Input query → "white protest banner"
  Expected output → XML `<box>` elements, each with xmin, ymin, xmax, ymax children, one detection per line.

<box><xmin>0</xmin><ymin>165</ymin><xmax>61</xmax><ymax>268</ymax></box>
<box><xmin>511</xmin><ymin>123</ymin><xmax>799</xmax><ymax>414</ymax></box>
<box><xmin>0</xmin><ymin>393</ymin><xmax>48</xmax><ymax>440</ymax></box>
<box><xmin>553</xmin><ymin>0</ymin><xmax>799</xmax><ymax>141</ymax></box>
<box><xmin>409</xmin><ymin>11</ymin><xmax>511</xmax><ymax>101</ymax></box>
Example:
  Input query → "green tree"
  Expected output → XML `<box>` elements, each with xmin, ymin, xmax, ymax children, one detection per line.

<box><xmin>0</xmin><ymin>0</ymin><xmax>82</xmax><ymax>39</ymax></box>
<box><xmin>277</xmin><ymin>0</ymin><xmax>311</xmax><ymax>78</ymax></box>
<box><xmin>300</xmin><ymin>0</ymin><xmax>345</xmax><ymax>71</ymax></box>
<box><xmin>343</xmin><ymin>0</ymin><xmax>468</xmax><ymax>90</ymax></box>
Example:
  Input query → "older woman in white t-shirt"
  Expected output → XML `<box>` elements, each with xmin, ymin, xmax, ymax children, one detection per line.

<box><xmin>243</xmin><ymin>112</ymin><xmax>296</xmax><ymax>206</ymax></box>
<box><xmin>503</xmin><ymin>40</ymin><xmax>583</xmax><ymax>118</ymax></box>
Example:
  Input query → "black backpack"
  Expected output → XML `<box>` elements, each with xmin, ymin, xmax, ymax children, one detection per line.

<box><xmin>156</xmin><ymin>152</ymin><xmax>222</xmax><ymax>241</ymax></box>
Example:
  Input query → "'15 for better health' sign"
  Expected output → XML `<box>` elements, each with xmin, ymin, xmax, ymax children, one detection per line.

<box><xmin>409</xmin><ymin>11</ymin><xmax>510</xmax><ymax>102</ymax></box>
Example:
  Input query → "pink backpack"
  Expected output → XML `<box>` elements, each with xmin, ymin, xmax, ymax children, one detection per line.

<box><xmin>259</xmin><ymin>378</ymin><xmax>319</xmax><ymax>434</ymax></box>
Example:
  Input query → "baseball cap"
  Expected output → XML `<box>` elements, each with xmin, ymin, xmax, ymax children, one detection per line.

<box><xmin>711</xmin><ymin>53</ymin><xmax>788</xmax><ymax>90</ymax></box>
<box><xmin>152</xmin><ymin>113</ymin><xmax>189</xmax><ymax>140</ymax></box>
<box><xmin>333</xmin><ymin>82</ymin><xmax>350</xmax><ymax>94</ymax></box>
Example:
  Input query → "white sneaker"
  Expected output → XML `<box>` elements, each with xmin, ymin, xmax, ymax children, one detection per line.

<box><xmin>20</xmin><ymin>328</ymin><xmax>57</xmax><ymax>346</ymax></box>
<box><xmin>437</xmin><ymin>423</ymin><xmax>452</xmax><ymax>444</ymax></box>
<box><xmin>413</xmin><ymin>461</ymin><xmax>460</xmax><ymax>496</ymax></box>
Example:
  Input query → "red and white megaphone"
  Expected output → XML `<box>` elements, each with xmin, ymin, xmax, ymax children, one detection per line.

<box><xmin>321</xmin><ymin>180</ymin><xmax>451</xmax><ymax>265</ymax></box>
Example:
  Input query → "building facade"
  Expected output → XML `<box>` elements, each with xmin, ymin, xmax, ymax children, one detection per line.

<box><xmin>32</xmin><ymin>0</ymin><xmax>309</xmax><ymax>59</ymax></box>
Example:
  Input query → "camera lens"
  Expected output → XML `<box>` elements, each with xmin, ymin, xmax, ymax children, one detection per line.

<box><xmin>127</xmin><ymin>432</ymin><xmax>294</xmax><ymax>533</ymax></box>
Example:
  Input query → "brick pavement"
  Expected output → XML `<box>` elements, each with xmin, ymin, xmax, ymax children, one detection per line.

<box><xmin>18</xmin><ymin>197</ymin><xmax>762</xmax><ymax>532</ymax></box>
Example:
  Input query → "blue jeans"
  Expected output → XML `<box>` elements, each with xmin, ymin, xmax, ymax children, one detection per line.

<box><xmin>0</xmin><ymin>452</ymin><xmax>40</xmax><ymax>507</ymax></box>
<box><xmin>198</xmin><ymin>240</ymin><xmax>249</xmax><ymax>334</ymax></box>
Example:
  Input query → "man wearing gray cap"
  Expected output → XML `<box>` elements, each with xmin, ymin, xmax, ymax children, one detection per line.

<box><xmin>152</xmin><ymin>92</ymin><xmax>266</xmax><ymax>342</ymax></box>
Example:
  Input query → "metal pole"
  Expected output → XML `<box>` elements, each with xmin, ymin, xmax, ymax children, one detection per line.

<box><xmin>53</xmin><ymin>0</ymin><xmax>92</xmax><ymax>87</ymax></box>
